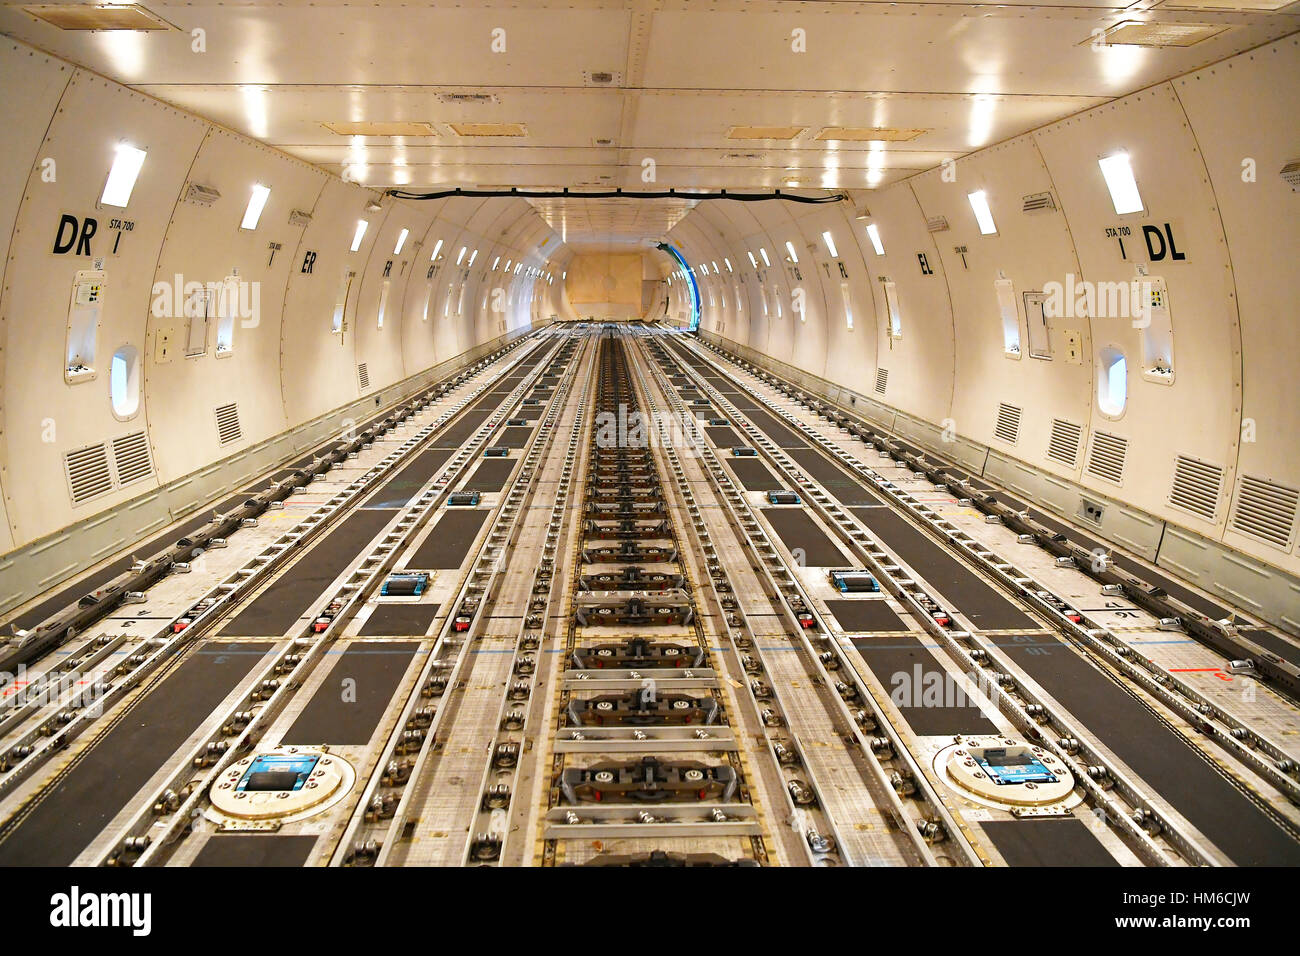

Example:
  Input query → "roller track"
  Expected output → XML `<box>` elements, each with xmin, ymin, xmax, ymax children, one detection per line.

<box><xmin>0</xmin><ymin>323</ymin><xmax>1295</xmax><ymax>868</ymax></box>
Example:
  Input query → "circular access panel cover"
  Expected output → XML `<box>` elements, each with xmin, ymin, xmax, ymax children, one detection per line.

<box><xmin>934</xmin><ymin>735</ymin><xmax>1078</xmax><ymax>813</ymax></box>
<box><xmin>209</xmin><ymin>748</ymin><xmax>354</xmax><ymax>825</ymax></box>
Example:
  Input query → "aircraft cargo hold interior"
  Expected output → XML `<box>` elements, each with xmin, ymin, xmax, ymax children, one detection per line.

<box><xmin>0</xmin><ymin>0</ymin><xmax>1297</xmax><ymax>938</ymax></box>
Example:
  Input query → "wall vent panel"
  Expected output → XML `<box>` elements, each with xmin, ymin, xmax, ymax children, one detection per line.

<box><xmin>214</xmin><ymin>402</ymin><xmax>242</xmax><ymax>446</ymax></box>
<box><xmin>1230</xmin><ymin>475</ymin><xmax>1299</xmax><ymax>550</ymax></box>
<box><xmin>112</xmin><ymin>431</ymin><xmax>155</xmax><ymax>487</ymax></box>
<box><xmin>875</xmin><ymin>368</ymin><xmax>889</xmax><ymax>395</ymax></box>
<box><xmin>357</xmin><ymin>362</ymin><xmax>370</xmax><ymax>391</ymax></box>
<box><xmin>1168</xmin><ymin>454</ymin><xmax>1224</xmax><ymax>521</ymax></box>
<box><xmin>1046</xmin><ymin>418</ymin><xmax>1083</xmax><ymax>467</ymax></box>
<box><xmin>1086</xmin><ymin>431</ymin><xmax>1128</xmax><ymax>485</ymax></box>
<box><xmin>64</xmin><ymin>443</ymin><xmax>114</xmax><ymax>505</ymax></box>
<box><xmin>993</xmin><ymin>403</ymin><xmax>1022</xmax><ymax>444</ymax></box>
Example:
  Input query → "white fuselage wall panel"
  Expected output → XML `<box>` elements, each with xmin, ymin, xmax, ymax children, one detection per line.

<box><xmin>149</xmin><ymin>129</ymin><xmax>327</xmax><ymax>478</ymax></box>
<box><xmin>1</xmin><ymin>70</ymin><xmax>206</xmax><ymax>541</ymax></box>
<box><xmin>670</xmin><ymin>35</ymin><xmax>1300</xmax><ymax>578</ymax></box>
<box><xmin>0</xmin><ymin>42</ymin><xmax>73</xmax><ymax>556</ymax></box>
<box><xmin>1173</xmin><ymin>45</ymin><xmax>1300</xmax><ymax>561</ymax></box>
<box><xmin>0</xmin><ymin>39</ymin><xmax>560</xmax><ymax>556</ymax></box>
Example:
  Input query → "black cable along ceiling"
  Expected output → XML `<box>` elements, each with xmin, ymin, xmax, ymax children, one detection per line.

<box><xmin>386</xmin><ymin>187</ymin><xmax>846</xmax><ymax>203</ymax></box>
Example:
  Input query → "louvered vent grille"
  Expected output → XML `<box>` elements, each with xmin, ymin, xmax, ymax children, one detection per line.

<box><xmin>1230</xmin><ymin>475</ymin><xmax>1299</xmax><ymax>549</ymax></box>
<box><xmin>1086</xmin><ymin>431</ymin><xmax>1128</xmax><ymax>485</ymax></box>
<box><xmin>1168</xmin><ymin>455</ymin><xmax>1224</xmax><ymax>521</ymax></box>
<box><xmin>1047</xmin><ymin>419</ymin><xmax>1083</xmax><ymax>467</ymax></box>
<box><xmin>1022</xmin><ymin>191</ymin><xmax>1057</xmax><ymax>213</ymax></box>
<box><xmin>925</xmin><ymin>216</ymin><xmax>949</xmax><ymax>233</ymax></box>
<box><xmin>993</xmin><ymin>403</ymin><xmax>1022</xmax><ymax>444</ymax></box>
<box><xmin>64</xmin><ymin>443</ymin><xmax>114</xmax><ymax>505</ymax></box>
<box><xmin>214</xmin><ymin>402</ymin><xmax>242</xmax><ymax>445</ymax></box>
<box><xmin>875</xmin><ymin>368</ymin><xmax>888</xmax><ymax>395</ymax></box>
<box><xmin>357</xmin><ymin>362</ymin><xmax>370</xmax><ymax>391</ymax></box>
<box><xmin>112</xmin><ymin>431</ymin><xmax>154</xmax><ymax>486</ymax></box>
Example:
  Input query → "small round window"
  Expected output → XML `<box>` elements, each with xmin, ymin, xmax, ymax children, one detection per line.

<box><xmin>1097</xmin><ymin>346</ymin><xmax>1128</xmax><ymax>418</ymax></box>
<box><xmin>110</xmin><ymin>344</ymin><xmax>140</xmax><ymax>419</ymax></box>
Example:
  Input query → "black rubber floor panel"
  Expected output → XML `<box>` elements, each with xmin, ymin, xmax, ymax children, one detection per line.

<box><xmin>193</xmin><ymin>834</ymin><xmax>319</xmax><ymax>868</ymax></box>
<box><xmin>432</xmin><ymin>408</ymin><xmax>493</xmax><ymax>449</ymax></box>
<box><xmin>826</xmin><ymin>599</ymin><xmax>910</xmax><ymax>632</ymax></box>
<box><xmin>705</xmin><ymin>427</ymin><xmax>742</xmax><ymax>447</ymax></box>
<box><xmin>849</xmin><ymin>507</ymin><xmax>1035</xmax><ymax>631</ymax></box>
<box><xmin>510</xmin><ymin>408</ymin><xmax>543</xmax><ymax>421</ymax></box>
<box><xmin>223</xmin><ymin>508</ymin><xmax>397</xmax><ymax>636</ymax></box>
<box><xmin>409</xmin><ymin>509</ymin><xmax>490</xmax><ymax>569</ymax></box>
<box><xmin>281</xmin><ymin>642</ymin><xmax>420</xmax><ymax>746</ymax></box>
<box><xmin>761</xmin><ymin>508</ymin><xmax>846</xmax><ymax>567</ymax></box>
<box><xmin>726</xmin><ymin>458</ymin><xmax>785</xmax><ymax>492</ymax></box>
<box><xmin>463</xmin><ymin>457</ymin><xmax>516</xmax><ymax>493</ymax></box>
<box><xmin>493</xmin><ymin>426</ymin><xmax>536</xmax><ymax>449</ymax></box>
<box><xmin>359</xmin><ymin>603</ymin><xmax>441</xmax><ymax>636</ymax></box>
<box><xmin>742</xmin><ymin>408</ymin><xmax>809</xmax><ymax>448</ymax></box>
<box><xmin>368</xmin><ymin>447</ymin><xmax>455</xmax><ymax>508</ymax></box>
<box><xmin>981</xmin><ymin>819</ymin><xmax>1117</xmax><ymax>867</ymax></box>
<box><xmin>988</xmin><ymin>633</ymin><xmax>1300</xmax><ymax>865</ymax></box>
<box><xmin>788</xmin><ymin>448</ymin><xmax>885</xmax><ymax>506</ymax></box>
<box><xmin>850</xmin><ymin>636</ymin><xmax>998</xmax><ymax>736</ymax></box>
<box><xmin>0</xmin><ymin>641</ymin><xmax>273</xmax><ymax>866</ymax></box>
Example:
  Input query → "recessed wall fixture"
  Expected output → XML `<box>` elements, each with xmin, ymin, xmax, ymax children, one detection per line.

<box><xmin>968</xmin><ymin>190</ymin><xmax>998</xmax><ymax>235</ymax></box>
<box><xmin>865</xmin><ymin>223</ymin><xmax>885</xmax><ymax>256</ymax></box>
<box><xmin>240</xmin><ymin>184</ymin><xmax>270</xmax><ymax>230</ymax></box>
<box><xmin>1098</xmin><ymin>152</ymin><xmax>1144</xmax><ymax>215</ymax></box>
<box><xmin>101</xmin><ymin>142</ymin><xmax>147</xmax><ymax>208</ymax></box>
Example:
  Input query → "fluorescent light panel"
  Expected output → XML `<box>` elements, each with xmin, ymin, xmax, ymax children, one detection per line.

<box><xmin>821</xmin><ymin>231</ymin><xmax>839</xmax><ymax>259</ymax></box>
<box><xmin>865</xmin><ymin>223</ymin><xmax>885</xmax><ymax>256</ymax></box>
<box><xmin>240</xmin><ymin>183</ymin><xmax>270</xmax><ymax>230</ymax></box>
<box><xmin>101</xmin><ymin>142</ymin><xmax>147</xmax><ymax>208</ymax></box>
<box><xmin>393</xmin><ymin>227</ymin><xmax>409</xmax><ymax>255</ymax></box>
<box><xmin>968</xmin><ymin>190</ymin><xmax>997</xmax><ymax>235</ymax></box>
<box><xmin>1098</xmin><ymin>152</ymin><xmax>1144</xmax><ymax>215</ymax></box>
<box><xmin>350</xmin><ymin>219</ymin><xmax>368</xmax><ymax>252</ymax></box>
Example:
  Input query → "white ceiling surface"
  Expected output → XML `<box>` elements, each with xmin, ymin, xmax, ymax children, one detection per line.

<box><xmin>2</xmin><ymin>0</ymin><xmax>1296</xmax><ymax>246</ymax></box>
